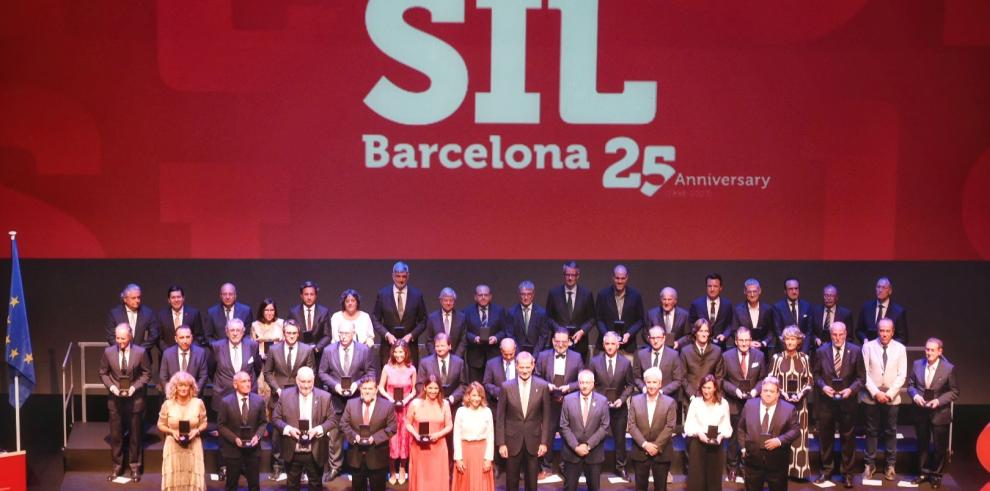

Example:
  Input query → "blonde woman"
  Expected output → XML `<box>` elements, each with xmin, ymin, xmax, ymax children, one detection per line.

<box><xmin>769</xmin><ymin>325</ymin><xmax>814</xmax><ymax>480</ymax></box>
<box><xmin>158</xmin><ymin>371</ymin><xmax>208</xmax><ymax>491</ymax></box>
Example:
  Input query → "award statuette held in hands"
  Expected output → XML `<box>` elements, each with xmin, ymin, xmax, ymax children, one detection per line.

<box><xmin>239</xmin><ymin>425</ymin><xmax>255</xmax><ymax>447</ymax></box>
<box><xmin>177</xmin><ymin>420</ymin><xmax>191</xmax><ymax>447</ymax></box>
<box><xmin>831</xmin><ymin>377</ymin><xmax>845</xmax><ymax>400</ymax></box>
<box><xmin>118</xmin><ymin>374</ymin><xmax>131</xmax><ymax>394</ymax></box>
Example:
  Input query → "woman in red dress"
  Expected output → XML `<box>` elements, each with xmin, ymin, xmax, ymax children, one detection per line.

<box><xmin>406</xmin><ymin>374</ymin><xmax>454</xmax><ymax>491</ymax></box>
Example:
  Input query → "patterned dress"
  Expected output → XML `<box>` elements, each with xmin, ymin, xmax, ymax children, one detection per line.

<box><xmin>158</xmin><ymin>397</ymin><xmax>207</xmax><ymax>491</ymax></box>
<box><xmin>384</xmin><ymin>363</ymin><xmax>416</xmax><ymax>459</ymax></box>
<box><xmin>770</xmin><ymin>351</ymin><xmax>813</xmax><ymax>479</ymax></box>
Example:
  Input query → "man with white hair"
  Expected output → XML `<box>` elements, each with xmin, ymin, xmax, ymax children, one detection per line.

<box><xmin>99</xmin><ymin>323</ymin><xmax>151</xmax><ymax>483</ymax></box>
<box><xmin>627</xmin><ymin>367</ymin><xmax>677</xmax><ymax>491</ymax></box>
<box><xmin>210</xmin><ymin>318</ymin><xmax>261</xmax><ymax>481</ymax></box>
<box><xmin>424</xmin><ymin>287</ymin><xmax>467</xmax><ymax>357</ymax></box>
<box><xmin>218</xmin><ymin>371</ymin><xmax>267</xmax><ymax>491</ymax></box>
<box><xmin>272</xmin><ymin>366</ymin><xmax>336</xmax><ymax>491</ymax></box>
<box><xmin>105</xmin><ymin>283</ymin><xmax>158</xmax><ymax>356</ymax></box>
<box><xmin>646</xmin><ymin>287</ymin><xmax>690</xmax><ymax>349</ymax></box>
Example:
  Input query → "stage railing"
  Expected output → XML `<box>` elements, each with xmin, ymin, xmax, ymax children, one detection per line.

<box><xmin>78</xmin><ymin>341</ymin><xmax>110</xmax><ymax>423</ymax></box>
<box><xmin>60</xmin><ymin>342</ymin><xmax>75</xmax><ymax>448</ymax></box>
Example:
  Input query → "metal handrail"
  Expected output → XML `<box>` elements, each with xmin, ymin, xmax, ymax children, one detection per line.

<box><xmin>78</xmin><ymin>341</ymin><xmax>110</xmax><ymax>422</ymax></box>
<box><xmin>60</xmin><ymin>342</ymin><xmax>75</xmax><ymax>447</ymax></box>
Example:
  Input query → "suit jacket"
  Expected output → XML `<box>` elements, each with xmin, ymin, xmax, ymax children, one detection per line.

<box><xmin>806</xmin><ymin>304</ymin><xmax>853</xmax><ymax>350</ymax></box>
<box><xmin>860</xmin><ymin>338</ymin><xmax>907</xmax><ymax>405</ymax></box>
<box><xmin>418</xmin><ymin>354</ymin><xmax>468</xmax><ymax>402</ymax></box>
<box><xmin>645</xmin><ymin>306</ymin><xmax>690</xmax><ymax>348</ymax></box>
<box><xmin>721</xmin><ymin>348</ymin><xmax>767</xmax><ymax>415</ymax></box>
<box><xmin>506</xmin><ymin>303</ymin><xmax>551</xmax><ymax>355</ymax></box>
<box><xmin>595</xmin><ymin>286</ymin><xmax>646</xmax><ymax>353</ymax></box>
<box><xmin>463</xmin><ymin>303</ymin><xmax>509</xmax><ymax>369</ymax></box>
<box><xmin>907</xmin><ymin>357</ymin><xmax>959</xmax><ymax>426</ymax></box>
<box><xmin>856</xmin><ymin>300</ymin><xmax>908</xmax><ymax>345</ymax></box>
<box><xmin>423</xmin><ymin>309</ymin><xmax>467</xmax><ymax>358</ymax></box>
<box><xmin>545</xmin><ymin>285</ymin><xmax>596</xmax><ymax>344</ymax></box>
<box><xmin>287</xmin><ymin>303</ymin><xmax>332</xmax><ymax>351</ymax></box>
<box><xmin>483</xmin><ymin>355</ymin><xmax>514</xmax><ymax>404</ymax></box>
<box><xmin>679</xmin><ymin>343</ymin><xmax>725</xmax><ymax>399</ymax></box>
<box><xmin>105</xmin><ymin>305</ymin><xmax>159</xmax><ymax>355</ymax></box>
<box><xmin>730</xmin><ymin>302</ymin><xmax>776</xmax><ymax>349</ymax></box>
<box><xmin>812</xmin><ymin>342</ymin><xmax>865</xmax><ymax>412</ymax></box>
<box><xmin>626</xmin><ymin>393</ymin><xmax>677</xmax><ymax>462</ymax></box>
<box><xmin>159</xmin><ymin>344</ymin><xmax>209</xmax><ymax>393</ymax></box>
<box><xmin>632</xmin><ymin>346</ymin><xmax>684</xmax><ymax>397</ymax></box>
<box><xmin>217</xmin><ymin>391</ymin><xmax>268</xmax><ymax>458</ymax></box>
<box><xmin>271</xmin><ymin>387</ymin><xmax>336</xmax><ymax>463</ymax></box>
<box><xmin>495</xmin><ymin>376</ymin><xmax>552</xmax><ymax>456</ymax></box>
<box><xmin>737</xmin><ymin>398</ymin><xmax>801</xmax><ymax>459</ymax></box>
<box><xmin>536</xmin><ymin>349</ymin><xmax>584</xmax><ymax>394</ymax></box>
<box><xmin>772</xmin><ymin>298</ymin><xmax>812</xmax><ymax>337</ymax></box>
<box><xmin>210</xmin><ymin>338</ymin><xmax>260</xmax><ymax>411</ymax></box>
<box><xmin>318</xmin><ymin>341</ymin><xmax>377</xmax><ymax>412</ymax></box>
<box><xmin>156</xmin><ymin>306</ymin><xmax>205</xmax><ymax>349</ymax></box>
<box><xmin>264</xmin><ymin>341</ymin><xmax>316</xmax><ymax>393</ymax></box>
<box><xmin>340</xmin><ymin>396</ymin><xmax>397</xmax><ymax>470</ymax></box>
<box><xmin>688</xmin><ymin>296</ymin><xmax>735</xmax><ymax>342</ymax></box>
<box><xmin>98</xmin><ymin>344</ymin><xmax>151</xmax><ymax>411</ymax></box>
<box><xmin>205</xmin><ymin>302</ymin><xmax>254</xmax><ymax>341</ymax></box>
<box><xmin>371</xmin><ymin>284</ymin><xmax>428</xmax><ymax>346</ymax></box>
<box><xmin>589</xmin><ymin>353</ymin><xmax>635</xmax><ymax>402</ymax></box>
<box><xmin>558</xmin><ymin>391</ymin><xmax>610</xmax><ymax>464</ymax></box>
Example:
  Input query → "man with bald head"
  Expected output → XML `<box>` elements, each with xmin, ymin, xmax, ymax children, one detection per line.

<box><xmin>206</xmin><ymin>282</ymin><xmax>254</xmax><ymax>341</ymax></box>
<box><xmin>484</xmin><ymin>338</ymin><xmax>518</xmax><ymax>406</ymax></box>
<box><xmin>218</xmin><ymin>371</ymin><xmax>267</xmax><ymax>491</ymax></box>
<box><xmin>856</xmin><ymin>277</ymin><xmax>909</xmax><ymax>345</ymax></box>
<box><xmin>596</xmin><ymin>265</ymin><xmax>646</xmax><ymax>358</ymax></box>
<box><xmin>273</xmin><ymin>366</ymin><xmax>336</xmax><ymax>491</ymax></box>
<box><xmin>646</xmin><ymin>287</ymin><xmax>690</xmax><ymax>349</ymax></box>
<box><xmin>464</xmin><ymin>284</ymin><xmax>509</xmax><ymax>382</ymax></box>
<box><xmin>99</xmin><ymin>324</ymin><xmax>151</xmax><ymax>482</ymax></box>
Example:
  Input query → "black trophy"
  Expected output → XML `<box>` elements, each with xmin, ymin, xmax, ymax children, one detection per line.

<box><xmin>340</xmin><ymin>376</ymin><xmax>352</xmax><ymax>396</ymax></box>
<box><xmin>298</xmin><ymin>419</ymin><xmax>312</xmax><ymax>451</ymax></box>
<box><xmin>418</xmin><ymin>421</ymin><xmax>431</xmax><ymax>444</ymax></box>
<box><xmin>393</xmin><ymin>387</ymin><xmax>405</xmax><ymax>409</ymax></box>
<box><xmin>177</xmin><ymin>420</ymin><xmax>191</xmax><ymax>447</ymax></box>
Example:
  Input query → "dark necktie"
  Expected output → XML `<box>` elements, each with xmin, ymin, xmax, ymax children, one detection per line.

<box><xmin>119</xmin><ymin>349</ymin><xmax>127</xmax><ymax>373</ymax></box>
<box><xmin>523</xmin><ymin>307</ymin><xmax>530</xmax><ymax>333</ymax></box>
<box><xmin>607</xmin><ymin>358</ymin><xmax>614</xmax><ymax>379</ymax></box>
<box><xmin>441</xmin><ymin>358</ymin><xmax>448</xmax><ymax>384</ymax></box>
<box><xmin>481</xmin><ymin>307</ymin><xmax>488</xmax><ymax>327</ymax></box>
<box><xmin>761</xmin><ymin>407</ymin><xmax>771</xmax><ymax>434</ymax></box>
<box><xmin>834</xmin><ymin>346</ymin><xmax>842</xmax><ymax>374</ymax></box>
<box><xmin>225</xmin><ymin>307</ymin><xmax>233</xmax><ymax>321</ymax></box>
<box><xmin>740</xmin><ymin>351</ymin><xmax>748</xmax><ymax>379</ymax></box>
<box><xmin>287</xmin><ymin>345</ymin><xmax>295</xmax><ymax>369</ymax></box>
<box><xmin>241</xmin><ymin>396</ymin><xmax>249</xmax><ymax>425</ymax></box>
<box><xmin>709</xmin><ymin>300</ymin><xmax>716</xmax><ymax>323</ymax></box>
<box><xmin>566</xmin><ymin>291</ymin><xmax>574</xmax><ymax>314</ymax></box>
<box><xmin>881</xmin><ymin>344</ymin><xmax>888</xmax><ymax>372</ymax></box>
<box><xmin>305</xmin><ymin>308</ymin><xmax>313</xmax><ymax>331</ymax></box>
<box><xmin>652</xmin><ymin>351</ymin><xmax>660</xmax><ymax>368</ymax></box>
<box><xmin>824</xmin><ymin>308</ymin><xmax>832</xmax><ymax>331</ymax></box>
<box><xmin>180</xmin><ymin>351</ymin><xmax>188</xmax><ymax>372</ymax></box>
<box><xmin>875</xmin><ymin>302</ymin><xmax>884</xmax><ymax>326</ymax></box>
<box><xmin>556</xmin><ymin>353</ymin><xmax>566</xmax><ymax>360</ymax></box>
<box><xmin>790</xmin><ymin>301</ymin><xmax>797</xmax><ymax>324</ymax></box>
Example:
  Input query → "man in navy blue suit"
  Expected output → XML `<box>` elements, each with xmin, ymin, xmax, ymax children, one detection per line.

<box><xmin>806</xmin><ymin>285</ymin><xmax>854</xmax><ymax>351</ymax></box>
<box><xmin>105</xmin><ymin>283</ymin><xmax>159</xmax><ymax>358</ymax></box>
<box><xmin>595</xmin><ymin>265</ymin><xmax>646</xmax><ymax>358</ymax></box>
<box><xmin>423</xmin><ymin>287</ymin><xmax>467</xmax><ymax>358</ymax></box>
<box><xmin>507</xmin><ymin>281</ymin><xmax>551</xmax><ymax>355</ymax></box>
<box><xmin>464</xmin><ymin>284</ymin><xmax>509</xmax><ymax>382</ymax></box>
<box><xmin>856</xmin><ymin>277</ymin><xmax>909</xmax><ymax>345</ymax></box>
<box><xmin>545</xmin><ymin>261</ymin><xmax>596</xmax><ymax>363</ymax></box>
<box><xmin>772</xmin><ymin>278</ymin><xmax>811</xmax><ymax>351</ymax></box>
<box><xmin>372</xmin><ymin>261</ymin><xmax>428</xmax><ymax>366</ymax></box>
<box><xmin>206</xmin><ymin>282</ymin><xmax>254</xmax><ymax>341</ymax></box>
<box><xmin>159</xmin><ymin>325</ymin><xmax>209</xmax><ymax>393</ymax></box>
<box><xmin>730</xmin><ymin>279</ymin><xmax>776</xmax><ymax>350</ymax></box>
<box><xmin>156</xmin><ymin>285</ymin><xmax>205</xmax><ymax>349</ymax></box>
<box><xmin>688</xmin><ymin>273</ymin><xmax>734</xmax><ymax>346</ymax></box>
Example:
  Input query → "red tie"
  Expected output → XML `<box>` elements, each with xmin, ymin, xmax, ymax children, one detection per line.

<box><xmin>362</xmin><ymin>402</ymin><xmax>372</xmax><ymax>425</ymax></box>
<box><xmin>740</xmin><ymin>351</ymin><xmax>748</xmax><ymax>379</ymax></box>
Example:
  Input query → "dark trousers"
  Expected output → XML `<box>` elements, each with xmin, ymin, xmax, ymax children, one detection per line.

<box><xmin>107</xmin><ymin>396</ymin><xmax>143</xmax><ymax>474</ymax></box>
<box><xmin>286</xmin><ymin>452</ymin><xmax>322</xmax><ymax>491</ymax></box>
<box><xmin>542</xmin><ymin>399</ymin><xmax>564</xmax><ymax>472</ymax></box>
<box><xmin>563</xmin><ymin>460</ymin><xmax>601</xmax><ymax>491</ymax></box>
<box><xmin>864</xmin><ymin>402</ymin><xmax>899</xmax><ymax>467</ymax></box>
<box><xmin>743</xmin><ymin>449</ymin><xmax>788</xmax><ymax>491</ymax></box>
<box><xmin>916</xmin><ymin>417</ymin><xmax>950</xmax><ymax>477</ymax></box>
<box><xmin>351</xmin><ymin>462</ymin><xmax>387</xmax><ymax>491</ymax></box>
<box><xmin>633</xmin><ymin>459</ymin><xmax>670</xmax><ymax>491</ymax></box>
<box><xmin>817</xmin><ymin>400</ymin><xmax>856</xmax><ymax>476</ymax></box>
<box><xmin>726</xmin><ymin>411</ymin><xmax>743</xmax><ymax>470</ymax></box>
<box><xmin>608</xmin><ymin>406</ymin><xmax>628</xmax><ymax>472</ymax></box>
<box><xmin>686</xmin><ymin>437</ymin><xmax>723</xmax><ymax>491</ymax></box>
<box><xmin>507</xmin><ymin>445</ymin><xmax>541</xmax><ymax>491</ymax></box>
<box><xmin>224</xmin><ymin>451</ymin><xmax>261</xmax><ymax>491</ymax></box>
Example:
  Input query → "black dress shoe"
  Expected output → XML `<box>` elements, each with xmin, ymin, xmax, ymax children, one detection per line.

<box><xmin>129</xmin><ymin>470</ymin><xmax>141</xmax><ymax>483</ymax></box>
<box><xmin>843</xmin><ymin>474</ymin><xmax>853</xmax><ymax>488</ymax></box>
<box><xmin>615</xmin><ymin>469</ymin><xmax>629</xmax><ymax>481</ymax></box>
<box><xmin>217</xmin><ymin>466</ymin><xmax>227</xmax><ymax>482</ymax></box>
<box><xmin>911</xmin><ymin>475</ymin><xmax>929</xmax><ymax>485</ymax></box>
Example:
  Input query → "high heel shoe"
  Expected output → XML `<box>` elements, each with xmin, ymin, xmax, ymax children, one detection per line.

<box><xmin>398</xmin><ymin>467</ymin><xmax>407</xmax><ymax>485</ymax></box>
<box><xmin>389</xmin><ymin>473</ymin><xmax>398</xmax><ymax>485</ymax></box>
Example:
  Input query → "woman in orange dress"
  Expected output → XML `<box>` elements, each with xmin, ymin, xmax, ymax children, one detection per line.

<box><xmin>406</xmin><ymin>374</ymin><xmax>453</xmax><ymax>491</ymax></box>
<box><xmin>452</xmin><ymin>382</ymin><xmax>495</xmax><ymax>491</ymax></box>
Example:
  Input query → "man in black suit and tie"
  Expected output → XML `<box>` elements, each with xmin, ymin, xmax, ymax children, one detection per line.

<box><xmin>632</xmin><ymin>326</ymin><xmax>684</xmax><ymax>399</ymax></box>
<box><xmin>99</xmin><ymin>324</ymin><xmax>151</xmax><ymax>483</ymax></box>
<box><xmin>806</xmin><ymin>285</ymin><xmax>854</xmax><ymax>352</ymax></box>
<box><xmin>218</xmin><ymin>371</ymin><xmax>267</xmax><ymax>491</ymax></box>
<box><xmin>559</xmin><ymin>370</ymin><xmax>611</xmax><ymax>491</ymax></box>
<box><xmin>856</xmin><ymin>276</ymin><xmax>909</xmax><ymax>345</ymax></box>
<box><xmin>688</xmin><ymin>273</ymin><xmax>734</xmax><ymax>346</ymax></box>
<box><xmin>679</xmin><ymin>319</ymin><xmax>725</xmax><ymax>406</ymax></box>
<box><xmin>105</xmin><ymin>283</ymin><xmax>159</xmax><ymax>358</ymax></box>
<box><xmin>341</xmin><ymin>375</ymin><xmax>397</xmax><ymax>491</ymax></box>
<box><xmin>508</xmin><ymin>281</ymin><xmax>551</xmax><ymax>355</ymax></box>
<box><xmin>287</xmin><ymin>280</ymin><xmax>332</xmax><ymax>353</ymax></box>
<box><xmin>483</xmin><ymin>338</ymin><xmax>517</xmax><ymax>476</ymax></box>
<box><xmin>536</xmin><ymin>328</ymin><xmax>585</xmax><ymax>478</ymax></box>
<box><xmin>546</xmin><ymin>261</ymin><xmax>597</xmax><ymax>363</ymax></box>
<box><xmin>812</xmin><ymin>322</ymin><xmax>864</xmax><ymax>488</ymax></box>
<box><xmin>205</xmin><ymin>282</ymin><xmax>254</xmax><ymax>341</ymax></box>
<box><xmin>264</xmin><ymin>321</ymin><xmax>317</xmax><ymax>478</ymax></box>
<box><xmin>272</xmin><ymin>367</ymin><xmax>336</xmax><ymax>491</ymax></box>
<box><xmin>731</xmin><ymin>279</ymin><xmax>776</xmax><ymax>350</ymax></box>
<box><xmin>497</xmin><ymin>351</ymin><xmax>552</xmax><ymax>491</ymax></box>
<box><xmin>772</xmin><ymin>278</ymin><xmax>811</xmax><ymax>351</ymax></box>
<box><xmin>418</xmin><ymin>332</ymin><xmax>468</xmax><ymax>407</ymax></box>
<box><xmin>645</xmin><ymin>287</ymin><xmax>690</xmax><ymax>349</ymax></box>
<box><xmin>589</xmin><ymin>331</ymin><xmax>635</xmax><ymax>479</ymax></box>
<box><xmin>159</xmin><ymin>325</ymin><xmax>209</xmax><ymax>394</ymax></box>
<box><xmin>157</xmin><ymin>285</ymin><xmax>206</xmax><ymax>350</ymax></box>
<box><xmin>210</xmin><ymin>318</ymin><xmax>261</xmax><ymax>412</ymax></box>
<box><xmin>908</xmin><ymin>338</ymin><xmax>959</xmax><ymax>489</ymax></box>
<box><xmin>318</xmin><ymin>322</ymin><xmax>377</xmax><ymax>482</ymax></box>
<box><xmin>424</xmin><ymin>287</ymin><xmax>467</xmax><ymax>358</ymax></box>
<box><xmin>372</xmin><ymin>261</ymin><xmax>428</xmax><ymax>366</ymax></box>
<box><xmin>627</xmin><ymin>367</ymin><xmax>677</xmax><ymax>491</ymax></box>
<box><xmin>737</xmin><ymin>376</ymin><xmax>801</xmax><ymax>491</ymax></box>
<box><xmin>722</xmin><ymin>327</ymin><xmax>767</xmax><ymax>482</ymax></box>
<box><xmin>596</xmin><ymin>265</ymin><xmax>646</xmax><ymax>358</ymax></box>
<box><xmin>464</xmin><ymin>284</ymin><xmax>509</xmax><ymax>382</ymax></box>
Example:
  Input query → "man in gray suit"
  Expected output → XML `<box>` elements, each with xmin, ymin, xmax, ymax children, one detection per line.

<box><xmin>627</xmin><ymin>367</ymin><xmax>677</xmax><ymax>491</ymax></box>
<box><xmin>589</xmin><ymin>332</ymin><xmax>635</xmax><ymax>480</ymax></box>
<box><xmin>908</xmin><ymin>338</ymin><xmax>959</xmax><ymax>489</ymax></box>
<box><xmin>341</xmin><ymin>375</ymin><xmax>397</xmax><ymax>491</ymax></box>
<box><xmin>559</xmin><ymin>370</ymin><xmax>610</xmax><ymax>491</ymax></box>
<box><xmin>159</xmin><ymin>325</ymin><xmax>209</xmax><ymax>393</ymax></box>
<box><xmin>645</xmin><ymin>287</ymin><xmax>690</xmax><ymax>349</ymax></box>
<box><xmin>263</xmin><ymin>320</ymin><xmax>316</xmax><ymax>478</ymax></box>
<box><xmin>497</xmin><ymin>351</ymin><xmax>552</xmax><ymax>491</ymax></box>
<box><xmin>632</xmin><ymin>326</ymin><xmax>684</xmax><ymax>399</ymax></box>
<box><xmin>217</xmin><ymin>371</ymin><xmax>267</xmax><ymax>491</ymax></box>
<box><xmin>210</xmin><ymin>319</ymin><xmax>260</xmax><ymax>413</ymax></box>
<box><xmin>99</xmin><ymin>324</ymin><xmax>151</xmax><ymax>483</ymax></box>
<box><xmin>272</xmin><ymin>367</ymin><xmax>336</xmax><ymax>491</ymax></box>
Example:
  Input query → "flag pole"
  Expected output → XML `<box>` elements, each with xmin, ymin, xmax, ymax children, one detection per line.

<box><xmin>9</xmin><ymin>230</ymin><xmax>21</xmax><ymax>452</ymax></box>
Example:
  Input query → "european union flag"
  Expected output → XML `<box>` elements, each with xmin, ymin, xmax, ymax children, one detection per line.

<box><xmin>6</xmin><ymin>234</ymin><xmax>35</xmax><ymax>408</ymax></box>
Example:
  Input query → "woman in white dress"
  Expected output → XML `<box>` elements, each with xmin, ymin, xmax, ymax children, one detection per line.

<box><xmin>330</xmin><ymin>289</ymin><xmax>375</xmax><ymax>347</ymax></box>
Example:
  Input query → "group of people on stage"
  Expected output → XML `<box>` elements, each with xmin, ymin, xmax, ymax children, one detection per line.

<box><xmin>99</xmin><ymin>261</ymin><xmax>958</xmax><ymax>490</ymax></box>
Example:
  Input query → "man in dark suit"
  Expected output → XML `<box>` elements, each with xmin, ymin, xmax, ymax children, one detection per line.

<box><xmin>908</xmin><ymin>338</ymin><xmax>959</xmax><ymax>489</ymax></box>
<box><xmin>688</xmin><ymin>273</ymin><xmax>734</xmax><ymax>346</ymax></box>
<box><xmin>463</xmin><ymin>284</ymin><xmax>509</xmax><ymax>382</ymax></box>
<box><xmin>341</xmin><ymin>375</ymin><xmax>397</xmax><ymax>491</ymax></box>
<box><xmin>856</xmin><ymin>276</ymin><xmax>909</xmax><ymax>345</ymax></box>
<box><xmin>730</xmin><ymin>279</ymin><xmax>776</xmax><ymax>350</ymax></box>
<box><xmin>772</xmin><ymin>278</ymin><xmax>811</xmax><ymax>351</ymax></box>
<box><xmin>218</xmin><ymin>371</ymin><xmax>267</xmax><ymax>491</ymax></box>
<box><xmin>318</xmin><ymin>322</ymin><xmax>377</xmax><ymax>482</ymax></box>
<box><xmin>272</xmin><ymin>367</ymin><xmax>336</xmax><ymax>491</ymax></box>
<box><xmin>210</xmin><ymin>318</ymin><xmax>261</xmax><ymax>413</ymax></box>
<box><xmin>104</xmin><ymin>283</ymin><xmax>158</xmax><ymax>358</ymax></box>
<box><xmin>157</xmin><ymin>285</ymin><xmax>205</xmax><ymax>349</ymax></box>
<box><xmin>632</xmin><ymin>326</ymin><xmax>684</xmax><ymax>399</ymax></box>
<box><xmin>286</xmin><ymin>280</ymin><xmax>332</xmax><ymax>353</ymax></box>
<box><xmin>536</xmin><ymin>328</ymin><xmax>585</xmax><ymax>478</ymax></box>
<box><xmin>596</xmin><ymin>265</ymin><xmax>646</xmax><ymax>357</ymax></box>
<box><xmin>645</xmin><ymin>287</ymin><xmax>690</xmax><ymax>349</ymax></box>
<box><xmin>423</xmin><ymin>287</ymin><xmax>467</xmax><ymax>358</ymax></box>
<box><xmin>418</xmin><ymin>332</ymin><xmax>468</xmax><ymax>407</ymax></box>
<box><xmin>812</xmin><ymin>322</ymin><xmax>864</xmax><ymax>488</ymax></box>
<box><xmin>205</xmin><ymin>282</ymin><xmax>254</xmax><ymax>341</ymax></box>
<box><xmin>679</xmin><ymin>319</ymin><xmax>725</xmax><ymax>406</ymax></box>
<box><xmin>545</xmin><ymin>261</ymin><xmax>596</xmax><ymax>362</ymax></box>
<box><xmin>483</xmin><ymin>338</ymin><xmax>517</xmax><ymax>407</ymax></box>
<box><xmin>496</xmin><ymin>351</ymin><xmax>552</xmax><ymax>491</ymax></box>
<box><xmin>263</xmin><ymin>320</ymin><xmax>316</xmax><ymax>478</ymax></box>
<box><xmin>806</xmin><ymin>284</ymin><xmax>854</xmax><ymax>352</ymax></box>
<box><xmin>372</xmin><ymin>261</ymin><xmax>428</xmax><ymax>366</ymax></box>
<box><xmin>589</xmin><ymin>331</ymin><xmax>635</xmax><ymax>479</ymax></box>
<box><xmin>737</xmin><ymin>376</ymin><xmax>801</xmax><ymax>491</ymax></box>
<box><xmin>627</xmin><ymin>367</ymin><xmax>677</xmax><ymax>491</ymax></box>
<box><xmin>559</xmin><ymin>370</ymin><xmax>611</xmax><ymax>491</ymax></box>
<box><xmin>507</xmin><ymin>281</ymin><xmax>551</xmax><ymax>355</ymax></box>
<box><xmin>99</xmin><ymin>324</ymin><xmax>151</xmax><ymax>483</ymax></box>
<box><xmin>159</xmin><ymin>325</ymin><xmax>209</xmax><ymax>393</ymax></box>
<box><xmin>722</xmin><ymin>327</ymin><xmax>768</xmax><ymax>482</ymax></box>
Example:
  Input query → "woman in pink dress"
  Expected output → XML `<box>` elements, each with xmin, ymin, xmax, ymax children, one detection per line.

<box><xmin>379</xmin><ymin>340</ymin><xmax>417</xmax><ymax>484</ymax></box>
<box><xmin>406</xmin><ymin>375</ymin><xmax>454</xmax><ymax>491</ymax></box>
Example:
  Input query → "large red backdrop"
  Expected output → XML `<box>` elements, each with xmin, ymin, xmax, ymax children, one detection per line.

<box><xmin>1</xmin><ymin>0</ymin><xmax>989</xmax><ymax>259</ymax></box>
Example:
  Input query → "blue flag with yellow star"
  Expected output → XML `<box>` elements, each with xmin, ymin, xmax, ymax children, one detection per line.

<box><xmin>6</xmin><ymin>236</ymin><xmax>34</xmax><ymax>408</ymax></box>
